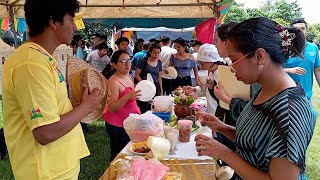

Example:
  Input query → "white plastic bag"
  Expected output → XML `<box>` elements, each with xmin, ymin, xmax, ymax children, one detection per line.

<box><xmin>124</xmin><ymin>111</ymin><xmax>164</xmax><ymax>142</ymax></box>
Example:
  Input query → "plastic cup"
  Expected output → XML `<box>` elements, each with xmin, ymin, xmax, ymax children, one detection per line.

<box><xmin>198</xmin><ymin>70</ymin><xmax>208</xmax><ymax>90</ymax></box>
<box><xmin>178</xmin><ymin>120</ymin><xmax>193</xmax><ymax>142</ymax></box>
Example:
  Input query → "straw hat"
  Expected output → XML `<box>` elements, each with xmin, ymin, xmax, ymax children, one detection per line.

<box><xmin>66</xmin><ymin>56</ymin><xmax>110</xmax><ymax>123</ymax></box>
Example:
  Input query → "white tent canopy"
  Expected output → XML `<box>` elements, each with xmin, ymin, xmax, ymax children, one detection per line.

<box><xmin>0</xmin><ymin>0</ymin><xmax>216</xmax><ymax>18</ymax></box>
<box><xmin>122</xmin><ymin>27</ymin><xmax>195</xmax><ymax>32</ymax></box>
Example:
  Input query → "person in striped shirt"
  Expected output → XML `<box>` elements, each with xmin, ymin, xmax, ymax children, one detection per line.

<box><xmin>195</xmin><ymin>17</ymin><xmax>317</xmax><ymax>180</ymax></box>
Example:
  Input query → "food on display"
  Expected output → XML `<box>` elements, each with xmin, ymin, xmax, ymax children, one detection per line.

<box><xmin>168</xmin><ymin>114</ymin><xmax>199</xmax><ymax>133</ymax></box>
<box><xmin>147</xmin><ymin>136</ymin><xmax>171</xmax><ymax>160</ymax></box>
<box><xmin>129</xmin><ymin>141</ymin><xmax>151</xmax><ymax>155</ymax></box>
<box><xmin>178</xmin><ymin>120</ymin><xmax>193</xmax><ymax>142</ymax></box>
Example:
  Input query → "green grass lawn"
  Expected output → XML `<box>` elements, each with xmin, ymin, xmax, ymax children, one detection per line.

<box><xmin>305</xmin><ymin>85</ymin><xmax>320</xmax><ymax>179</ymax></box>
<box><xmin>1</xmin><ymin>85</ymin><xmax>320</xmax><ymax>179</ymax></box>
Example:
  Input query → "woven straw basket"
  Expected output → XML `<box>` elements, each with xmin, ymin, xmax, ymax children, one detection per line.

<box><xmin>66</xmin><ymin>56</ymin><xmax>109</xmax><ymax>123</ymax></box>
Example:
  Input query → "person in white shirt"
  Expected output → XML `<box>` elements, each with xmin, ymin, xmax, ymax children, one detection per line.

<box><xmin>183</xmin><ymin>44</ymin><xmax>225</xmax><ymax>115</ymax></box>
<box><xmin>86</xmin><ymin>43</ymin><xmax>110</xmax><ymax>73</ymax></box>
<box><xmin>159</xmin><ymin>36</ymin><xmax>177</xmax><ymax>95</ymax></box>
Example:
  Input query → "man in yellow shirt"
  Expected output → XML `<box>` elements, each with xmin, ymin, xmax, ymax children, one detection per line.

<box><xmin>2</xmin><ymin>0</ymin><xmax>105</xmax><ymax>179</ymax></box>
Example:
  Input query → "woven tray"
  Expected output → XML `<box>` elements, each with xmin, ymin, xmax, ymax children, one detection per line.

<box><xmin>100</xmin><ymin>155</ymin><xmax>217</xmax><ymax>180</ymax></box>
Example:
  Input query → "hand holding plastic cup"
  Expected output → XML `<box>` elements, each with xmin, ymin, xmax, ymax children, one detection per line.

<box><xmin>198</xmin><ymin>70</ymin><xmax>209</xmax><ymax>90</ymax></box>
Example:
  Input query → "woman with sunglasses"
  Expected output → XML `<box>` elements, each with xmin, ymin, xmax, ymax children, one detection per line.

<box><xmin>195</xmin><ymin>17</ymin><xmax>317</xmax><ymax>179</ymax></box>
<box><xmin>103</xmin><ymin>50</ymin><xmax>141</xmax><ymax>162</ymax></box>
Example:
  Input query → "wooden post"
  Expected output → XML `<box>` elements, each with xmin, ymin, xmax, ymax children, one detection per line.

<box><xmin>8</xmin><ymin>5</ymin><xmax>18</xmax><ymax>48</ymax></box>
<box><xmin>213</xmin><ymin>2</ymin><xmax>220</xmax><ymax>45</ymax></box>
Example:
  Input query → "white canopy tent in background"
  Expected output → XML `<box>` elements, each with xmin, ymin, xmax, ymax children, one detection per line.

<box><xmin>121</xmin><ymin>27</ymin><xmax>196</xmax><ymax>41</ymax></box>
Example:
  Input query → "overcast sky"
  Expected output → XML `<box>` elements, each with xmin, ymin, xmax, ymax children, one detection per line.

<box><xmin>235</xmin><ymin>0</ymin><xmax>319</xmax><ymax>24</ymax></box>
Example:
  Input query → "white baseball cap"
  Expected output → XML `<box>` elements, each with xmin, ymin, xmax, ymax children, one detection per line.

<box><xmin>197</xmin><ymin>44</ymin><xmax>224</xmax><ymax>63</ymax></box>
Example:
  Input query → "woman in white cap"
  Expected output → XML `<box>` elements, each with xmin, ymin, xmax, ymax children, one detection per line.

<box><xmin>183</xmin><ymin>43</ymin><xmax>226</xmax><ymax>115</ymax></box>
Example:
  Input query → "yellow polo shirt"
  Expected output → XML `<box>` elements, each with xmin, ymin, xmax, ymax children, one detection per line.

<box><xmin>2</xmin><ymin>42</ymin><xmax>90</xmax><ymax>180</ymax></box>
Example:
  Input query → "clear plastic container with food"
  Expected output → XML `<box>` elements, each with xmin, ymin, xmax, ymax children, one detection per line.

<box><xmin>178</xmin><ymin>120</ymin><xmax>193</xmax><ymax>142</ymax></box>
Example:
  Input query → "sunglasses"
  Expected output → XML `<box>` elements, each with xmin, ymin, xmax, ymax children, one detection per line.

<box><xmin>118</xmin><ymin>59</ymin><xmax>132</xmax><ymax>64</ymax></box>
<box><xmin>229</xmin><ymin>51</ymin><xmax>254</xmax><ymax>72</ymax></box>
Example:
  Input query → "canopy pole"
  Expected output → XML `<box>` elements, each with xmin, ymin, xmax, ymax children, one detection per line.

<box><xmin>213</xmin><ymin>2</ymin><xmax>219</xmax><ymax>44</ymax></box>
<box><xmin>111</xmin><ymin>26</ymin><xmax>116</xmax><ymax>51</ymax></box>
<box><xmin>9</xmin><ymin>5</ymin><xmax>18</xmax><ymax>48</ymax></box>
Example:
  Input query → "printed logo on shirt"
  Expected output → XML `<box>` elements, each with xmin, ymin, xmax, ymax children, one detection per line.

<box><xmin>29</xmin><ymin>107</ymin><xmax>43</xmax><ymax>120</ymax></box>
<box><xmin>52</xmin><ymin>60</ymin><xmax>65</xmax><ymax>83</ymax></box>
<box><xmin>308</xmin><ymin>52</ymin><xmax>315</xmax><ymax>57</ymax></box>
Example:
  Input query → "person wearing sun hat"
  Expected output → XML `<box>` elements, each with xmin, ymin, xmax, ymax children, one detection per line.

<box><xmin>183</xmin><ymin>43</ymin><xmax>227</xmax><ymax>115</ymax></box>
<box><xmin>1</xmin><ymin>0</ymin><xmax>106</xmax><ymax>179</ymax></box>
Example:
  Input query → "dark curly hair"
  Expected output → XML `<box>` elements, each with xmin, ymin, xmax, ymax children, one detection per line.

<box><xmin>24</xmin><ymin>0</ymin><xmax>81</xmax><ymax>37</ymax></box>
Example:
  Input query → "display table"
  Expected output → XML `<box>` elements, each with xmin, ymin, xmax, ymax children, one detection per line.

<box><xmin>120</xmin><ymin>133</ymin><xmax>211</xmax><ymax>160</ymax></box>
<box><xmin>100</xmin><ymin>133</ymin><xmax>217</xmax><ymax>180</ymax></box>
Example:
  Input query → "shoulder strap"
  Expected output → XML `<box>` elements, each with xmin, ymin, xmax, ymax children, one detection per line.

<box><xmin>109</xmin><ymin>78</ymin><xmax>126</xmax><ymax>88</ymax></box>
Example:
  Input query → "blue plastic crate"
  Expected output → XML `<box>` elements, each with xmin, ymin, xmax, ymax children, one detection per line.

<box><xmin>152</xmin><ymin>112</ymin><xmax>171</xmax><ymax>122</ymax></box>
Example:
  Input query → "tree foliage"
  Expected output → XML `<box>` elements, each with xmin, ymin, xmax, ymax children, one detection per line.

<box><xmin>225</xmin><ymin>2</ymin><xmax>249</xmax><ymax>23</ymax></box>
<box><xmin>308</xmin><ymin>24</ymin><xmax>320</xmax><ymax>44</ymax></box>
<box><xmin>226</xmin><ymin>0</ymin><xmax>319</xmax><ymax>43</ymax></box>
<box><xmin>74</xmin><ymin>23</ymin><xmax>112</xmax><ymax>46</ymax></box>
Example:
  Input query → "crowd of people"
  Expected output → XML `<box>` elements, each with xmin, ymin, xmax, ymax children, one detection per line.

<box><xmin>1</xmin><ymin>0</ymin><xmax>319</xmax><ymax>179</ymax></box>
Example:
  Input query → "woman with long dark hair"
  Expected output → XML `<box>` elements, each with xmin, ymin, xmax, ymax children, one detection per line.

<box><xmin>195</xmin><ymin>17</ymin><xmax>316</xmax><ymax>179</ymax></box>
<box><xmin>102</xmin><ymin>50</ymin><xmax>141</xmax><ymax>162</ymax></box>
<box><xmin>169</xmin><ymin>38</ymin><xmax>198</xmax><ymax>89</ymax></box>
<box><xmin>135</xmin><ymin>43</ymin><xmax>163</xmax><ymax>113</ymax></box>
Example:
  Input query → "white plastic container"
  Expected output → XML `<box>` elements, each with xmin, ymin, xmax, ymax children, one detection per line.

<box><xmin>198</xmin><ymin>70</ymin><xmax>208</xmax><ymax>90</ymax></box>
<box><xmin>152</xmin><ymin>96</ymin><xmax>174</xmax><ymax>113</ymax></box>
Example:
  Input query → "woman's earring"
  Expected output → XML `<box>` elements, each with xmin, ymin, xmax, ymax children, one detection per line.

<box><xmin>258</xmin><ymin>61</ymin><xmax>264</xmax><ymax>70</ymax></box>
